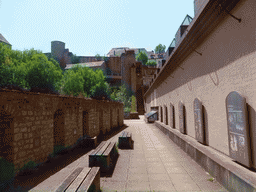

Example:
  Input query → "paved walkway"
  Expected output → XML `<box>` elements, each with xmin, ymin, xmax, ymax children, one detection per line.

<box><xmin>30</xmin><ymin>116</ymin><xmax>228</xmax><ymax>191</ymax></box>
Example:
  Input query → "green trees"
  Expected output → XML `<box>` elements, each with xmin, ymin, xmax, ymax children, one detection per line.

<box><xmin>26</xmin><ymin>54</ymin><xmax>63</xmax><ymax>91</ymax></box>
<box><xmin>145</xmin><ymin>60</ymin><xmax>157</xmax><ymax>67</ymax></box>
<box><xmin>155</xmin><ymin>44</ymin><xmax>166</xmax><ymax>54</ymax></box>
<box><xmin>71</xmin><ymin>54</ymin><xmax>80</xmax><ymax>64</ymax></box>
<box><xmin>0</xmin><ymin>43</ymin><xmax>136</xmax><ymax>104</ymax></box>
<box><xmin>61</xmin><ymin>65</ymin><xmax>110</xmax><ymax>99</ymax></box>
<box><xmin>136</xmin><ymin>51</ymin><xmax>148</xmax><ymax>65</ymax></box>
<box><xmin>95</xmin><ymin>54</ymin><xmax>101</xmax><ymax>61</ymax></box>
<box><xmin>110</xmin><ymin>85</ymin><xmax>133</xmax><ymax>113</ymax></box>
<box><xmin>0</xmin><ymin>43</ymin><xmax>63</xmax><ymax>92</ymax></box>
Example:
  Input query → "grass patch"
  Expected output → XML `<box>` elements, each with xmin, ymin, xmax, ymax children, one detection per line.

<box><xmin>207</xmin><ymin>177</ymin><xmax>215</xmax><ymax>182</ymax></box>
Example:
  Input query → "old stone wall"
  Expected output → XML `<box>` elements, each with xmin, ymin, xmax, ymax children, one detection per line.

<box><xmin>107</xmin><ymin>57</ymin><xmax>121</xmax><ymax>74</ymax></box>
<box><xmin>0</xmin><ymin>89</ymin><xmax>123</xmax><ymax>170</ymax></box>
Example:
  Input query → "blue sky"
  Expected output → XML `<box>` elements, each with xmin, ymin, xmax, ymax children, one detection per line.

<box><xmin>0</xmin><ymin>0</ymin><xmax>194</xmax><ymax>56</ymax></box>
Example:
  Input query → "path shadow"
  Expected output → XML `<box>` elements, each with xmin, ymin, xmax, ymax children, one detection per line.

<box><xmin>5</xmin><ymin>145</ymin><xmax>92</xmax><ymax>192</ymax></box>
<box><xmin>5</xmin><ymin>124</ymin><xmax>129</xmax><ymax>192</ymax></box>
<box><xmin>98</xmin><ymin>124</ymin><xmax>128</xmax><ymax>143</ymax></box>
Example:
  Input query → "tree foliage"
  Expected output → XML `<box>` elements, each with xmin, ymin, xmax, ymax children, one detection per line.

<box><xmin>110</xmin><ymin>85</ymin><xmax>133</xmax><ymax>112</ymax></box>
<box><xmin>135</xmin><ymin>51</ymin><xmax>148</xmax><ymax>65</ymax></box>
<box><xmin>155</xmin><ymin>44</ymin><xmax>166</xmax><ymax>54</ymax></box>
<box><xmin>26</xmin><ymin>54</ymin><xmax>63</xmax><ymax>91</ymax></box>
<box><xmin>145</xmin><ymin>60</ymin><xmax>157</xmax><ymax>67</ymax></box>
<box><xmin>61</xmin><ymin>65</ymin><xmax>110</xmax><ymax>99</ymax></box>
<box><xmin>95</xmin><ymin>54</ymin><xmax>101</xmax><ymax>61</ymax></box>
<box><xmin>0</xmin><ymin>43</ymin><xmax>135</xmax><ymax>105</ymax></box>
<box><xmin>0</xmin><ymin>43</ymin><xmax>63</xmax><ymax>92</ymax></box>
<box><xmin>71</xmin><ymin>54</ymin><xmax>80</xmax><ymax>64</ymax></box>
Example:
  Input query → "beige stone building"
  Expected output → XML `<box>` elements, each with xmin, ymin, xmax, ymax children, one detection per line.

<box><xmin>144</xmin><ymin>0</ymin><xmax>256</xmax><ymax>190</ymax></box>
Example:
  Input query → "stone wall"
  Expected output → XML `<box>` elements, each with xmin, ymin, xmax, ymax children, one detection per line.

<box><xmin>0</xmin><ymin>89</ymin><xmax>123</xmax><ymax>170</ymax></box>
<box><xmin>107</xmin><ymin>57</ymin><xmax>121</xmax><ymax>74</ymax></box>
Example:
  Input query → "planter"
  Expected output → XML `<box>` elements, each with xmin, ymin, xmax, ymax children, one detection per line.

<box><xmin>130</xmin><ymin>112</ymin><xmax>139</xmax><ymax>119</ymax></box>
<box><xmin>82</xmin><ymin>136</ymin><xmax>97</xmax><ymax>149</ymax></box>
<box><xmin>124</xmin><ymin>112</ymin><xmax>130</xmax><ymax>119</ymax></box>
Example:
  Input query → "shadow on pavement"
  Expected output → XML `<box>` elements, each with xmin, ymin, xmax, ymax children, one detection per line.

<box><xmin>4</xmin><ymin>124</ymin><xmax>129</xmax><ymax>192</ymax></box>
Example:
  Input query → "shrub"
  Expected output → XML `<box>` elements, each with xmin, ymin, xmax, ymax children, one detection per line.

<box><xmin>0</xmin><ymin>157</ymin><xmax>15</xmax><ymax>190</ymax></box>
<box><xmin>131</xmin><ymin>95</ymin><xmax>137</xmax><ymax>112</ymax></box>
<box><xmin>19</xmin><ymin>160</ymin><xmax>37</xmax><ymax>173</ymax></box>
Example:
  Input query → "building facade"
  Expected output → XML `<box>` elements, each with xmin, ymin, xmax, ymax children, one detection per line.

<box><xmin>144</xmin><ymin>0</ymin><xmax>256</xmax><ymax>190</ymax></box>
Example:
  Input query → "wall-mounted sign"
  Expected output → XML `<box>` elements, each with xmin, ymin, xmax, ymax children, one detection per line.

<box><xmin>226</xmin><ymin>91</ymin><xmax>251</xmax><ymax>168</ymax></box>
<box><xmin>194</xmin><ymin>98</ymin><xmax>205</xmax><ymax>144</ymax></box>
<box><xmin>179</xmin><ymin>101</ymin><xmax>186</xmax><ymax>134</ymax></box>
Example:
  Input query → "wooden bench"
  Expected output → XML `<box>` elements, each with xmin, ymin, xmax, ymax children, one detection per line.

<box><xmin>55</xmin><ymin>166</ymin><xmax>100</xmax><ymax>192</ymax></box>
<box><xmin>89</xmin><ymin>141</ymin><xmax>118</xmax><ymax>173</ymax></box>
<box><xmin>118</xmin><ymin>131</ymin><xmax>133</xmax><ymax>149</ymax></box>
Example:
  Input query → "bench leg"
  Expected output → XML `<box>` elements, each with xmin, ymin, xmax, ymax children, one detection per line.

<box><xmin>95</xmin><ymin>155</ymin><xmax>110</xmax><ymax>173</ymax></box>
<box><xmin>88</xmin><ymin>168</ymin><xmax>100</xmax><ymax>192</ymax></box>
<box><xmin>89</xmin><ymin>155</ymin><xmax>96</xmax><ymax>167</ymax></box>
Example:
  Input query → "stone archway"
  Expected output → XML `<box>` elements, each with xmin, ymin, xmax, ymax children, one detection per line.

<box><xmin>82</xmin><ymin>111</ymin><xmax>89</xmax><ymax>136</ymax></box>
<box><xmin>53</xmin><ymin>109</ymin><xmax>65</xmax><ymax>146</ymax></box>
<box><xmin>0</xmin><ymin>111</ymin><xmax>13</xmax><ymax>163</ymax></box>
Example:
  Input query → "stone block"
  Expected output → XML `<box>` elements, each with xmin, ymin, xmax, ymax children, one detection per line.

<box><xmin>196</xmin><ymin>149</ymin><xmax>207</xmax><ymax>170</ymax></box>
<box><xmin>21</xmin><ymin>127</ymin><xmax>27</xmax><ymax>132</ymax></box>
<box><xmin>14</xmin><ymin>128</ymin><xmax>20</xmax><ymax>134</ymax></box>
<box><xmin>22</xmin><ymin>111</ymin><xmax>27</xmax><ymax>116</ymax></box>
<box><xmin>186</xmin><ymin>143</ymin><xmax>195</xmax><ymax>159</ymax></box>
<box><xmin>19</xmin><ymin>151</ymin><xmax>26</xmax><ymax>158</ymax></box>
<box><xmin>229</xmin><ymin>171</ymin><xmax>255</xmax><ymax>192</ymax></box>
<box><xmin>14</xmin><ymin>133</ymin><xmax>23</xmax><ymax>141</ymax></box>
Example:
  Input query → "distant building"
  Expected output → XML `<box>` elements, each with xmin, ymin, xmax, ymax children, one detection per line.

<box><xmin>66</xmin><ymin>50</ymin><xmax>159</xmax><ymax>114</ymax></box>
<box><xmin>149</xmin><ymin>52</ymin><xmax>167</xmax><ymax>68</ymax></box>
<box><xmin>0</xmin><ymin>33</ymin><xmax>12</xmax><ymax>48</ymax></box>
<box><xmin>65</xmin><ymin>61</ymin><xmax>106</xmax><ymax>71</ymax></box>
<box><xmin>44</xmin><ymin>41</ymin><xmax>102</xmax><ymax>68</ymax></box>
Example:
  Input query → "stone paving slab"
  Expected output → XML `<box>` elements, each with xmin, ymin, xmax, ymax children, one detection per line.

<box><xmin>30</xmin><ymin>115</ymin><xmax>228</xmax><ymax>191</ymax></box>
<box><xmin>100</xmin><ymin>116</ymin><xmax>228</xmax><ymax>191</ymax></box>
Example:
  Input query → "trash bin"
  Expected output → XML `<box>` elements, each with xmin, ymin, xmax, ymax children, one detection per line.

<box><xmin>145</xmin><ymin>110</ymin><xmax>158</xmax><ymax>123</ymax></box>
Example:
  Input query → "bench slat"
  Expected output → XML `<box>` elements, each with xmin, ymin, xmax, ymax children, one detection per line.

<box><xmin>96</xmin><ymin>142</ymin><xmax>111</xmax><ymax>156</ymax></box>
<box><xmin>77</xmin><ymin>167</ymin><xmax>100</xmax><ymax>192</ymax></box>
<box><xmin>90</xmin><ymin>141</ymin><xmax>106</xmax><ymax>156</ymax></box>
<box><xmin>103</xmin><ymin>142</ymin><xmax>116</xmax><ymax>156</ymax></box>
<box><xmin>55</xmin><ymin>167</ymin><xmax>83</xmax><ymax>192</ymax></box>
<box><xmin>65</xmin><ymin>167</ymin><xmax>91</xmax><ymax>192</ymax></box>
